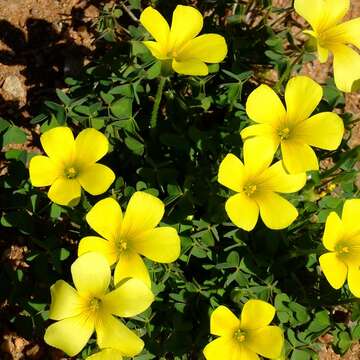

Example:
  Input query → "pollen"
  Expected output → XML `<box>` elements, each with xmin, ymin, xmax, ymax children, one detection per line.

<box><xmin>244</xmin><ymin>184</ymin><xmax>257</xmax><ymax>197</ymax></box>
<box><xmin>65</xmin><ymin>167</ymin><xmax>78</xmax><ymax>179</ymax></box>
<box><xmin>234</xmin><ymin>329</ymin><xmax>246</xmax><ymax>343</ymax></box>
<box><xmin>116</xmin><ymin>239</ymin><xmax>127</xmax><ymax>253</ymax></box>
<box><xmin>278</xmin><ymin>127</ymin><xmax>291</xmax><ymax>140</ymax></box>
<box><xmin>89</xmin><ymin>297</ymin><xmax>101</xmax><ymax>312</ymax></box>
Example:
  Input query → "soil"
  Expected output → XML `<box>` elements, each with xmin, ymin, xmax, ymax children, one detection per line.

<box><xmin>0</xmin><ymin>0</ymin><xmax>359</xmax><ymax>359</ymax></box>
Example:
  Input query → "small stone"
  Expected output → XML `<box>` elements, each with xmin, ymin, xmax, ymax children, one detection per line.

<box><xmin>2</xmin><ymin>75</ymin><xmax>26</xmax><ymax>101</ymax></box>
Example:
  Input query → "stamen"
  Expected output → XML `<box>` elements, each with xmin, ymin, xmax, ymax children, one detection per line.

<box><xmin>244</xmin><ymin>184</ymin><xmax>257</xmax><ymax>197</ymax></box>
<box><xmin>278</xmin><ymin>127</ymin><xmax>291</xmax><ymax>140</ymax></box>
<box><xmin>234</xmin><ymin>329</ymin><xmax>246</xmax><ymax>342</ymax></box>
<box><xmin>89</xmin><ymin>297</ymin><xmax>101</xmax><ymax>312</ymax></box>
<box><xmin>65</xmin><ymin>167</ymin><xmax>78</xmax><ymax>179</ymax></box>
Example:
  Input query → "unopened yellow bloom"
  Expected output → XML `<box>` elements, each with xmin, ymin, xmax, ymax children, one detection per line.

<box><xmin>319</xmin><ymin>199</ymin><xmax>360</xmax><ymax>297</ymax></box>
<box><xmin>44</xmin><ymin>252</ymin><xmax>154</xmax><ymax>357</ymax></box>
<box><xmin>29</xmin><ymin>127</ymin><xmax>115</xmax><ymax>206</ymax></box>
<box><xmin>203</xmin><ymin>300</ymin><xmax>284</xmax><ymax>360</ymax></box>
<box><xmin>242</xmin><ymin>76</ymin><xmax>344</xmax><ymax>174</ymax></box>
<box><xmin>218</xmin><ymin>139</ymin><xmax>306</xmax><ymax>231</ymax></box>
<box><xmin>78</xmin><ymin>192</ymin><xmax>181</xmax><ymax>287</ymax></box>
<box><xmin>140</xmin><ymin>5</ymin><xmax>228</xmax><ymax>75</ymax></box>
<box><xmin>295</xmin><ymin>0</ymin><xmax>360</xmax><ymax>92</ymax></box>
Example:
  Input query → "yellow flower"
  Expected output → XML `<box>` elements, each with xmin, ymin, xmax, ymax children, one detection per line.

<box><xmin>87</xmin><ymin>349</ymin><xmax>123</xmax><ymax>360</ymax></box>
<box><xmin>44</xmin><ymin>252</ymin><xmax>154</xmax><ymax>357</ymax></box>
<box><xmin>218</xmin><ymin>139</ymin><xmax>306</xmax><ymax>231</ymax></box>
<box><xmin>295</xmin><ymin>0</ymin><xmax>360</xmax><ymax>92</ymax></box>
<box><xmin>203</xmin><ymin>300</ymin><xmax>284</xmax><ymax>360</ymax></box>
<box><xmin>241</xmin><ymin>76</ymin><xmax>344</xmax><ymax>174</ymax></box>
<box><xmin>78</xmin><ymin>192</ymin><xmax>181</xmax><ymax>287</ymax></box>
<box><xmin>29</xmin><ymin>127</ymin><xmax>115</xmax><ymax>206</ymax></box>
<box><xmin>319</xmin><ymin>199</ymin><xmax>360</xmax><ymax>297</ymax></box>
<box><xmin>140</xmin><ymin>5</ymin><xmax>228</xmax><ymax>75</ymax></box>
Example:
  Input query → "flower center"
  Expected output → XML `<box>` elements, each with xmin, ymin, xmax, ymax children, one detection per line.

<box><xmin>89</xmin><ymin>297</ymin><xmax>101</xmax><ymax>312</ymax></box>
<box><xmin>115</xmin><ymin>238</ymin><xmax>127</xmax><ymax>253</ymax></box>
<box><xmin>278</xmin><ymin>127</ymin><xmax>291</xmax><ymax>140</ymax></box>
<box><xmin>243</xmin><ymin>184</ymin><xmax>257</xmax><ymax>197</ymax></box>
<box><xmin>234</xmin><ymin>329</ymin><xmax>246</xmax><ymax>343</ymax></box>
<box><xmin>64</xmin><ymin>166</ymin><xmax>78</xmax><ymax>179</ymax></box>
<box><xmin>335</xmin><ymin>244</ymin><xmax>350</xmax><ymax>255</ymax></box>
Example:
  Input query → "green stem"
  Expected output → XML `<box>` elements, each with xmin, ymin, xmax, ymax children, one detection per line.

<box><xmin>150</xmin><ymin>77</ymin><xmax>166</xmax><ymax>129</ymax></box>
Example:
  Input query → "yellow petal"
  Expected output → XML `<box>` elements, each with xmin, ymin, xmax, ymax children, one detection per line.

<box><xmin>331</xmin><ymin>43</ymin><xmax>360</xmax><ymax>92</ymax></box>
<box><xmin>322</xmin><ymin>211</ymin><xmax>344</xmax><ymax>251</ymax></box>
<box><xmin>281</xmin><ymin>140</ymin><xmax>319</xmax><ymax>173</ymax></box>
<box><xmin>44</xmin><ymin>313</ymin><xmax>94</xmax><ymax>356</ymax></box>
<box><xmin>102</xmin><ymin>278</ymin><xmax>154</xmax><ymax>318</ymax></box>
<box><xmin>178</xmin><ymin>34</ymin><xmax>227</xmax><ymax>63</ymax></box>
<box><xmin>259</xmin><ymin>161</ymin><xmax>306</xmax><ymax>193</ymax></box>
<box><xmin>40</xmin><ymin>127</ymin><xmax>75</xmax><ymax>164</ymax></box>
<box><xmin>240</xmin><ymin>124</ymin><xmax>276</xmax><ymax>140</ymax></box>
<box><xmin>169</xmin><ymin>5</ymin><xmax>203</xmax><ymax>51</ymax></box>
<box><xmin>240</xmin><ymin>300</ymin><xmax>275</xmax><ymax>330</ymax></box>
<box><xmin>210</xmin><ymin>305</ymin><xmax>240</xmax><ymax>337</ymax></box>
<box><xmin>143</xmin><ymin>41</ymin><xmax>168</xmax><ymax>60</ymax></box>
<box><xmin>172</xmin><ymin>58</ymin><xmax>208</xmax><ymax>75</ymax></box>
<box><xmin>348</xmin><ymin>265</ymin><xmax>360</xmax><ymax>297</ymax></box>
<box><xmin>285</xmin><ymin>76</ymin><xmax>323</xmax><ymax>125</ymax></box>
<box><xmin>114</xmin><ymin>250</ymin><xmax>151</xmax><ymax>287</ymax></box>
<box><xmin>86</xmin><ymin>197</ymin><xmax>123</xmax><ymax>242</ymax></box>
<box><xmin>48</xmin><ymin>280</ymin><xmax>84</xmax><ymax>321</ymax></box>
<box><xmin>74</xmin><ymin>128</ymin><xmax>109</xmax><ymax>166</ymax></box>
<box><xmin>87</xmin><ymin>349</ymin><xmax>123</xmax><ymax>360</ymax></box>
<box><xmin>323</xmin><ymin>18</ymin><xmax>360</xmax><ymax>48</ymax></box>
<box><xmin>48</xmin><ymin>178</ymin><xmax>81</xmax><ymax>206</ymax></box>
<box><xmin>29</xmin><ymin>155</ymin><xmax>61</xmax><ymax>186</ymax></box>
<box><xmin>130</xmin><ymin>227</ymin><xmax>180</xmax><ymax>263</ymax></box>
<box><xmin>121</xmin><ymin>191</ymin><xmax>164</xmax><ymax>239</ymax></box>
<box><xmin>318</xmin><ymin>43</ymin><xmax>330</xmax><ymax>63</ymax></box>
<box><xmin>256</xmin><ymin>191</ymin><xmax>298</xmax><ymax>229</ymax></box>
<box><xmin>246</xmin><ymin>326</ymin><xmax>284</xmax><ymax>358</ymax></box>
<box><xmin>239</xmin><ymin>345</ymin><xmax>260</xmax><ymax>360</ymax></box>
<box><xmin>78</xmin><ymin>236</ymin><xmax>118</xmax><ymax>265</ymax></box>
<box><xmin>319</xmin><ymin>252</ymin><xmax>347</xmax><ymax>289</ymax></box>
<box><xmin>71</xmin><ymin>252</ymin><xmax>110</xmax><ymax>297</ymax></box>
<box><xmin>225</xmin><ymin>193</ymin><xmax>259</xmax><ymax>231</ymax></box>
<box><xmin>140</xmin><ymin>7</ymin><xmax>170</xmax><ymax>45</ymax></box>
<box><xmin>218</xmin><ymin>153</ymin><xmax>245</xmax><ymax>192</ymax></box>
<box><xmin>246</xmin><ymin>84</ymin><xmax>286</xmax><ymax>125</ymax></box>
<box><xmin>293</xmin><ymin>112</ymin><xmax>344</xmax><ymax>150</ymax></box>
<box><xmin>78</xmin><ymin>163</ymin><xmax>115</xmax><ymax>195</ymax></box>
<box><xmin>342</xmin><ymin>199</ymin><xmax>360</xmax><ymax>236</ymax></box>
<box><xmin>294</xmin><ymin>0</ymin><xmax>349</xmax><ymax>32</ymax></box>
<box><xmin>203</xmin><ymin>337</ymin><xmax>240</xmax><ymax>360</ymax></box>
<box><xmin>95</xmin><ymin>313</ymin><xmax>144</xmax><ymax>357</ymax></box>
<box><xmin>243</xmin><ymin>137</ymin><xmax>277</xmax><ymax>177</ymax></box>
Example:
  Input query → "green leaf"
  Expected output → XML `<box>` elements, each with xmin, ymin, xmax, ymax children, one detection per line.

<box><xmin>3</xmin><ymin>126</ymin><xmax>27</xmax><ymax>145</ymax></box>
<box><xmin>110</xmin><ymin>98</ymin><xmax>133</xmax><ymax>119</ymax></box>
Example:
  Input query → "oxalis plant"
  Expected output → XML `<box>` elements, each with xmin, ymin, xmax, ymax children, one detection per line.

<box><xmin>1</xmin><ymin>0</ymin><xmax>360</xmax><ymax>359</ymax></box>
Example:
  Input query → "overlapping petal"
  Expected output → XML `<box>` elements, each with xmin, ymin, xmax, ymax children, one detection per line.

<box><xmin>87</xmin><ymin>349</ymin><xmax>123</xmax><ymax>360</ymax></box>
<box><xmin>71</xmin><ymin>252</ymin><xmax>110</xmax><ymax>297</ymax></box>
<box><xmin>246</xmin><ymin>84</ymin><xmax>286</xmax><ymax>125</ymax></box>
<box><xmin>225</xmin><ymin>193</ymin><xmax>259</xmax><ymax>232</ymax></box>
<box><xmin>240</xmin><ymin>300</ymin><xmax>275</xmax><ymax>330</ymax></box>
<box><xmin>172</xmin><ymin>58</ymin><xmax>208</xmax><ymax>75</ymax></box>
<box><xmin>140</xmin><ymin>7</ymin><xmax>170</xmax><ymax>45</ymax></box>
<box><xmin>74</xmin><ymin>128</ymin><xmax>109</xmax><ymax>166</ymax></box>
<box><xmin>324</xmin><ymin>18</ymin><xmax>360</xmax><ymax>49</ymax></box>
<box><xmin>48</xmin><ymin>178</ymin><xmax>81</xmax><ymax>206</ymax></box>
<box><xmin>319</xmin><ymin>252</ymin><xmax>347</xmax><ymax>289</ymax></box>
<box><xmin>342</xmin><ymin>199</ymin><xmax>360</xmax><ymax>235</ymax></box>
<box><xmin>322</xmin><ymin>212</ymin><xmax>344</xmax><ymax>251</ymax></box>
<box><xmin>95</xmin><ymin>313</ymin><xmax>144</xmax><ymax>357</ymax></box>
<box><xmin>78</xmin><ymin>163</ymin><xmax>115</xmax><ymax>196</ymax></box>
<box><xmin>281</xmin><ymin>140</ymin><xmax>319</xmax><ymax>173</ymax></box>
<box><xmin>284</xmin><ymin>76</ymin><xmax>322</xmax><ymax>125</ymax></box>
<box><xmin>246</xmin><ymin>326</ymin><xmax>283</xmax><ymax>358</ymax></box>
<box><xmin>102</xmin><ymin>278</ymin><xmax>154</xmax><ymax>318</ymax></box>
<box><xmin>29</xmin><ymin>155</ymin><xmax>61</xmax><ymax>186</ymax></box>
<box><xmin>130</xmin><ymin>227</ymin><xmax>180</xmax><ymax>263</ymax></box>
<box><xmin>86</xmin><ymin>197</ymin><xmax>123</xmax><ymax>241</ymax></box>
<box><xmin>78</xmin><ymin>236</ymin><xmax>118</xmax><ymax>265</ymax></box>
<box><xmin>218</xmin><ymin>154</ymin><xmax>245</xmax><ymax>192</ymax></box>
<box><xmin>178</xmin><ymin>34</ymin><xmax>227</xmax><ymax>63</ymax></box>
<box><xmin>143</xmin><ymin>41</ymin><xmax>168</xmax><ymax>59</ymax></box>
<box><xmin>293</xmin><ymin>112</ymin><xmax>344</xmax><ymax>150</ymax></box>
<box><xmin>40</xmin><ymin>127</ymin><xmax>74</xmax><ymax>164</ymax></box>
<box><xmin>256</xmin><ymin>191</ymin><xmax>298</xmax><ymax>229</ymax></box>
<box><xmin>348</xmin><ymin>265</ymin><xmax>360</xmax><ymax>297</ymax></box>
<box><xmin>210</xmin><ymin>305</ymin><xmax>240</xmax><ymax>337</ymax></box>
<box><xmin>114</xmin><ymin>250</ymin><xmax>151</xmax><ymax>287</ymax></box>
<box><xmin>203</xmin><ymin>337</ymin><xmax>240</xmax><ymax>360</ymax></box>
<box><xmin>121</xmin><ymin>191</ymin><xmax>164</xmax><ymax>239</ymax></box>
<box><xmin>44</xmin><ymin>312</ymin><xmax>94</xmax><ymax>356</ymax></box>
